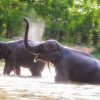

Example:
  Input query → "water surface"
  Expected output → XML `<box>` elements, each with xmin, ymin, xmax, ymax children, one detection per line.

<box><xmin>0</xmin><ymin>62</ymin><xmax>100</xmax><ymax>100</ymax></box>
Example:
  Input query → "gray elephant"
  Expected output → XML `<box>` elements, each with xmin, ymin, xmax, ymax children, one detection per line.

<box><xmin>24</xmin><ymin>18</ymin><xmax>100</xmax><ymax>84</ymax></box>
<box><xmin>0</xmin><ymin>40</ymin><xmax>45</xmax><ymax>76</ymax></box>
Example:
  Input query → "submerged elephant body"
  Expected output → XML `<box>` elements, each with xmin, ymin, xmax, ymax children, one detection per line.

<box><xmin>24</xmin><ymin>18</ymin><xmax>100</xmax><ymax>84</ymax></box>
<box><xmin>0</xmin><ymin>40</ymin><xmax>45</xmax><ymax>76</ymax></box>
<box><xmin>53</xmin><ymin>47</ymin><xmax>100</xmax><ymax>83</ymax></box>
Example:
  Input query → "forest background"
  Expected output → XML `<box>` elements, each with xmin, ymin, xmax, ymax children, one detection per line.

<box><xmin>0</xmin><ymin>0</ymin><xmax>100</xmax><ymax>57</ymax></box>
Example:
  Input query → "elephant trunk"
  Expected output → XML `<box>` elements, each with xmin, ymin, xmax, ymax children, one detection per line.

<box><xmin>24</xmin><ymin>18</ymin><xmax>39</xmax><ymax>54</ymax></box>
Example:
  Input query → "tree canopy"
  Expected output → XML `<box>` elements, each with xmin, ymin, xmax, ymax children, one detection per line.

<box><xmin>0</xmin><ymin>0</ymin><xmax>100</xmax><ymax>45</ymax></box>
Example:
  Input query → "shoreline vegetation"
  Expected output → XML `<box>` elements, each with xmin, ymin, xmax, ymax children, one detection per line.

<box><xmin>0</xmin><ymin>0</ymin><xmax>100</xmax><ymax>46</ymax></box>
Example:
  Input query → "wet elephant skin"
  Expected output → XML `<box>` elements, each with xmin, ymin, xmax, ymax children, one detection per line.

<box><xmin>0</xmin><ymin>40</ymin><xmax>45</xmax><ymax>76</ymax></box>
<box><xmin>24</xmin><ymin>18</ymin><xmax>100</xmax><ymax>84</ymax></box>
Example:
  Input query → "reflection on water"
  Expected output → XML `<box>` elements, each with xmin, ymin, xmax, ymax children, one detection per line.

<box><xmin>0</xmin><ymin>63</ymin><xmax>100</xmax><ymax>100</ymax></box>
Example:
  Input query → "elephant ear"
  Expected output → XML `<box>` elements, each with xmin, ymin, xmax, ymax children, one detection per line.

<box><xmin>4</xmin><ymin>46</ymin><xmax>12</xmax><ymax>58</ymax></box>
<box><xmin>0</xmin><ymin>43</ymin><xmax>12</xmax><ymax>59</ymax></box>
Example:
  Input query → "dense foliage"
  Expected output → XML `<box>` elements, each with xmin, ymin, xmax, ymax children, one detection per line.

<box><xmin>0</xmin><ymin>0</ymin><xmax>100</xmax><ymax>45</ymax></box>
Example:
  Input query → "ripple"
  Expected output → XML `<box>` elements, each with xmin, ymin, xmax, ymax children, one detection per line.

<box><xmin>0</xmin><ymin>75</ymin><xmax>100</xmax><ymax>100</ymax></box>
<box><xmin>0</xmin><ymin>64</ymin><xmax>100</xmax><ymax>100</ymax></box>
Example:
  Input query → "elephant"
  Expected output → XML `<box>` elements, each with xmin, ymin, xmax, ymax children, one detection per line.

<box><xmin>24</xmin><ymin>18</ymin><xmax>100</xmax><ymax>84</ymax></box>
<box><xmin>0</xmin><ymin>40</ymin><xmax>45</xmax><ymax>76</ymax></box>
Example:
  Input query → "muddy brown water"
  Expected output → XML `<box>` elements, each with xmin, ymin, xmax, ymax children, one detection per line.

<box><xmin>0</xmin><ymin>62</ymin><xmax>100</xmax><ymax>100</ymax></box>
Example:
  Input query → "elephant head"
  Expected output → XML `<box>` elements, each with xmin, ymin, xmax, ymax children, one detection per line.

<box><xmin>24</xmin><ymin>18</ymin><xmax>63</xmax><ymax>63</ymax></box>
<box><xmin>0</xmin><ymin>42</ymin><xmax>12</xmax><ymax>59</ymax></box>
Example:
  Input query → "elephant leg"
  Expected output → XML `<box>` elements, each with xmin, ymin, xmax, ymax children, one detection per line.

<box><xmin>29</xmin><ymin>62</ymin><xmax>45</xmax><ymax>77</ymax></box>
<box><xmin>14</xmin><ymin>66</ymin><xmax>20</xmax><ymax>75</ymax></box>
<box><xmin>29</xmin><ymin>67</ymin><xmax>41</xmax><ymax>76</ymax></box>
<box><xmin>3</xmin><ymin>63</ymin><xmax>13</xmax><ymax>75</ymax></box>
<box><xmin>55</xmin><ymin>63</ymin><xmax>69</xmax><ymax>82</ymax></box>
<box><xmin>55</xmin><ymin>70</ymin><xmax>69</xmax><ymax>82</ymax></box>
<box><xmin>55</xmin><ymin>74</ymin><xmax>67</xmax><ymax>82</ymax></box>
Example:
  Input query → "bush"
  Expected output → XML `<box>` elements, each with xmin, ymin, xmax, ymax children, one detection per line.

<box><xmin>95</xmin><ymin>44</ymin><xmax>100</xmax><ymax>52</ymax></box>
<box><xmin>0</xmin><ymin>37</ymin><xmax>11</xmax><ymax>42</ymax></box>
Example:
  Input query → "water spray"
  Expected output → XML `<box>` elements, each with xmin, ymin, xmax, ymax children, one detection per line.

<box><xmin>28</xmin><ymin>19</ymin><xmax>45</xmax><ymax>41</ymax></box>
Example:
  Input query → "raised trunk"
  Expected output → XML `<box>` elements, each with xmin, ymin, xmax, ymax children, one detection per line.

<box><xmin>24</xmin><ymin>18</ymin><xmax>39</xmax><ymax>53</ymax></box>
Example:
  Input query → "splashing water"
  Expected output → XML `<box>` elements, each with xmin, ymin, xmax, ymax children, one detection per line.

<box><xmin>28</xmin><ymin>20</ymin><xmax>45</xmax><ymax>41</ymax></box>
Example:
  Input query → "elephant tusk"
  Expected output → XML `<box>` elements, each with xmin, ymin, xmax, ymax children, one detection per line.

<box><xmin>34</xmin><ymin>54</ymin><xmax>39</xmax><ymax>62</ymax></box>
<box><xmin>34</xmin><ymin>54</ymin><xmax>44</xmax><ymax>62</ymax></box>
<box><xmin>47</xmin><ymin>61</ymin><xmax>52</xmax><ymax>77</ymax></box>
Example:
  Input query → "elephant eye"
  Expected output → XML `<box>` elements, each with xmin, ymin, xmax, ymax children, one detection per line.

<box><xmin>49</xmin><ymin>44</ymin><xmax>58</xmax><ymax>51</ymax></box>
<box><xmin>51</xmin><ymin>47</ymin><xmax>58</xmax><ymax>51</ymax></box>
<box><xmin>38</xmin><ymin>44</ymin><xmax>45</xmax><ymax>52</ymax></box>
<box><xmin>43</xmin><ymin>44</ymin><xmax>58</xmax><ymax>52</ymax></box>
<box><xmin>43</xmin><ymin>44</ymin><xmax>49</xmax><ymax>51</ymax></box>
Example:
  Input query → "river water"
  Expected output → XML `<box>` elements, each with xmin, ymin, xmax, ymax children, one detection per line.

<box><xmin>0</xmin><ymin>62</ymin><xmax>100</xmax><ymax>100</ymax></box>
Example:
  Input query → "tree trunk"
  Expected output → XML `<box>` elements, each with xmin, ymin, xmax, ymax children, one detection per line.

<box><xmin>73</xmin><ymin>32</ymin><xmax>79</xmax><ymax>44</ymax></box>
<box><xmin>5</xmin><ymin>23</ymin><xmax>13</xmax><ymax>38</ymax></box>
<box><xmin>81</xmin><ymin>33</ymin><xmax>88</xmax><ymax>44</ymax></box>
<box><xmin>58</xmin><ymin>31</ymin><xmax>66</xmax><ymax>41</ymax></box>
<box><xmin>92</xmin><ymin>31</ymin><xmax>98</xmax><ymax>45</ymax></box>
<box><xmin>0</xmin><ymin>20</ymin><xmax>3</xmax><ymax>33</ymax></box>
